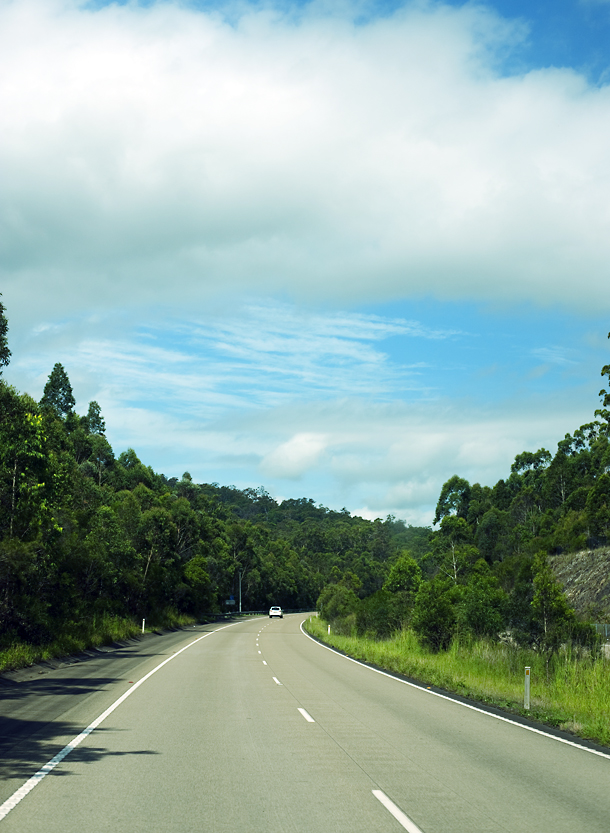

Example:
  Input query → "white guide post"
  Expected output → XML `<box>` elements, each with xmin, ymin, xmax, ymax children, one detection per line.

<box><xmin>142</xmin><ymin>619</ymin><xmax>146</xmax><ymax>634</ymax></box>
<box><xmin>524</xmin><ymin>666</ymin><xmax>531</xmax><ymax>710</ymax></box>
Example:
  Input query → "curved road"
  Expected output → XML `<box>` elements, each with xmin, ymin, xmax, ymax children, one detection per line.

<box><xmin>1</xmin><ymin>614</ymin><xmax>609</xmax><ymax>832</ymax></box>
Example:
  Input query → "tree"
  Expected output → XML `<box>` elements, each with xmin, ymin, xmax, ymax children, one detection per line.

<box><xmin>383</xmin><ymin>552</ymin><xmax>422</xmax><ymax>594</ymax></box>
<box><xmin>85</xmin><ymin>401</ymin><xmax>105</xmax><ymax>435</ymax></box>
<box><xmin>475</xmin><ymin>508</ymin><xmax>511</xmax><ymax>563</ymax></box>
<box><xmin>434</xmin><ymin>475</ymin><xmax>471</xmax><ymax>524</ymax></box>
<box><xmin>317</xmin><ymin>584</ymin><xmax>359</xmax><ymax>622</ymax></box>
<box><xmin>225</xmin><ymin>521</ymin><xmax>261</xmax><ymax>607</ymax></box>
<box><xmin>0</xmin><ymin>387</ymin><xmax>48</xmax><ymax>539</ymax></box>
<box><xmin>511</xmin><ymin>449</ymin><xmax>552</xmax><ymax>476</ymax></box>
<box><xmin>425</xmin><ymin>516</ymin><xmax>478</xmax><ymax>583</ymax></box>
<box><xmin>585</xmin><ymin>472</ymin><xmax>610</xmax><ymax>540</ymax></box>
<box><xmin>0</xmin><ymin>538</ymin><xmax>51</xmax><ymax>644</ymax></box>
<box><xmin>82</xmin><ymin>506</ymin><xmax>138</xmax><ymax>610</ymax></box>
<box><xmin>595</xmin><ymin>331</ymin><xmax>610</xmax><ymax>427</ymax></box>
<box><xmin>87</xmin><ymin>434</ymin><xmax>115</xmax><ymax>487</ymax></box>
<box><xmin>40</xmin><ymin>363</ymin><xmax>75</xmax><ymax>417</ymax></box>
<box><xmin>411</xmin><ymin>577</ymin><xmax>460</xmax><ymax>651</ymax></box>
<box><xmin>183</xmin><ymin>555</ymin><xmax>214</xmax><ymax>614</ymax></box>
<box><xmin>356</xmin><ymin>589</ymin><xmax>397</xmax><ymax>638</ymax></box>
<box><xmin>0</xmin><ymin>294</ymin><xmax>10</xmax><ymax>374</ymax></box>
<box><xmin>457</xmin><ymin>561</ymin><xmax>508</xmax><ymax>638</ymax></box>
<box><xmin>530</xmin><ymin>553</ymin><xmax>594</xmax><ymax>676</ymax></box>
<box><xmin>532</xmin><ymin>553</ymin><xmax>573</xmax><ymax>656</ymax></box>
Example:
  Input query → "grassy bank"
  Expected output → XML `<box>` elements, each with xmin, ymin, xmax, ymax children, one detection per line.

<box><xmin>304</xmin><ymin>616</ymin><xmax>610</xmax><ymax>747</ymax></box>
<box><xmin>0</xmin><ymin>609</ymin><xmax>196</xmax><ymax>674</ymax></box>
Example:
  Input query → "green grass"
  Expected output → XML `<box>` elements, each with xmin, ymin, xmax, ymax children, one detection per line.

<box><xmin>304</xmin><ymin>616</ymin><xmax>610</xmax><ymax>747</ymax></box>
<box><xmin>0</xmin><ymin>609</ymin><xmax>197</xmax><ymax>674</ymax></box>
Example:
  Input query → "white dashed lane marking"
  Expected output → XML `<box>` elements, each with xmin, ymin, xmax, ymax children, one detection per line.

<box><xmin>372</xmin><ymin>790</ymin><xmax>423</xmax><ymax>832</ymax></box>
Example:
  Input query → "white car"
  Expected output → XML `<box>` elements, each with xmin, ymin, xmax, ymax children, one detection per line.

<box><xmin>269</xmin><ymin>606</ymin><xmax>283</xmax><ymax>619</ymax></box>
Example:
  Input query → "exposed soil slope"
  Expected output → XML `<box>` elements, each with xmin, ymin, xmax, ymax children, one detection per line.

<box><xmin>550</xmin><ymin>549</ymin><xmax>610</xmax><ymax>622</ymax></box>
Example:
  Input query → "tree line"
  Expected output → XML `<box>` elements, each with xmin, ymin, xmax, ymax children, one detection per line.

<box><xmin>0</xmin><ymin>296</ymin><xmax>429</xmax><ymax>648</ymax></box>
<box><xmin>1</xmin><ymin>292</ymin><xmax>608</xmax><ymax>656</ymax></box>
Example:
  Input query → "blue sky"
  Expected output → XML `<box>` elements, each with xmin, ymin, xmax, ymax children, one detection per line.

<box><xmin>2</xmin><ymin>0</ymin><xmax>610</xmax><ymax>524</ymax></box>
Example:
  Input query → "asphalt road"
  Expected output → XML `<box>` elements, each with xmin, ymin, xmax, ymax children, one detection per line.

<box><xmin>1</xmin><ymin>614</ymin><xmax>609</xmax><ymax>832</ymax></box>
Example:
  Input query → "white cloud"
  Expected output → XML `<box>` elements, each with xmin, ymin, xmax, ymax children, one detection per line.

<box><xmin>102</xmin><ymin>392</ymin><xmax>593</xmax><ymax>524</ymax></box>
<box><xmin>2</xmin><ymin>0</ymin><xmax>610</xmax><ymax>325</ymax></box>
<box><xmin>260</xmin><ymin>432</ymin><xmax>328</xmax><ymax>478</ymax></box>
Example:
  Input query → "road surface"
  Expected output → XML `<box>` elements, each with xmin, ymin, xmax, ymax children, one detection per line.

<box><xmin>1</xmin><ymin>614</ymin><xmax>609</xmax><ymax>832</ymax></box>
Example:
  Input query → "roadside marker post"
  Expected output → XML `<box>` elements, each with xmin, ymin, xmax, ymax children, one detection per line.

<box><xmin>142</xmin><ymin>619</ymin><xmax>146</xmax><ymax>634</ymax></box>
<box><xmin>524</xmin><ymin>667</ymin><xmax>530</xmax><ymax>710</ymax></box>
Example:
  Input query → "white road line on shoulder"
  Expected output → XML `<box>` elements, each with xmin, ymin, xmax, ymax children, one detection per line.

<box><xmin>273</xmin><ymin>676</ymin><xmax>283</xmax><ymax>685</ymax></box>
<box><xmin>0</xmin><ymin>622</ymin><xmax>241</xmax><ymax>823</ymax></box>
<box><xmin>298</xmin><ymin>708</ymin><xmax>315</xmax><ymax>723</ymax></box>
<box><xmin>299</xmin><ymin>620</ymin><xmax>610</xmax><ymax>761</ymax></box>
<box><xmin>373</xmin><ymin>790</ymin><xmax>423</xmax><ymax>833</ymax></box>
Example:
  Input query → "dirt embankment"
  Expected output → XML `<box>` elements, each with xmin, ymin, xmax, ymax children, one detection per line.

<box><xmin>550</xmin><ymin>548</ymin><xmax>610</xmax><ymax>622</ymax></box>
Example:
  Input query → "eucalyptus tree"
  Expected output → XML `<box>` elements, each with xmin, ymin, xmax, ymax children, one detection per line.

<box><xmin>434</xmin><ymin>475</ymin><xmax>471</xmax><ymax>524</ymax></box>
<box><xmin>595</xmin><ymin>331</ymin><xmax>610</xmax><ymax>428</ymax></box>
<box><xmin>0</xmin><ymin>293</ymin><xmax>10</xmax><ymax>373</ymax></box>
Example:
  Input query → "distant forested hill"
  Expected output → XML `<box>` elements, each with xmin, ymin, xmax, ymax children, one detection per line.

<box><xmin>0</xmin><ymin>296</ymin><xmax>432</xmax><ymax>647</ymax></box>
<box><xmin>0</xmin><ymin>361</ymin><xmax>430</xmax><ymax>644</ymax></box>
<box><xmin>1</xmin><ymin>292</ymin><xmax>609</xmax><ymax>654</ymax></box>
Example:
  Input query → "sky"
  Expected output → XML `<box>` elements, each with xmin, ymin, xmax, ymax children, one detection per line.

<box><xmin>2</xmin><ymin>0</ymin><xmax>610</xmax><ymax>526</ymax></box>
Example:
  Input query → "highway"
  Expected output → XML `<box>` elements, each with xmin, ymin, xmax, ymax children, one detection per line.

<box><xmin>1</xmin><ymin>613</ymin><xmax>609</xmax><ymax>832</ymax></box>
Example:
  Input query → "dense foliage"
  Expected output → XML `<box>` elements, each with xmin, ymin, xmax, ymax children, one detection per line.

<box><xmin>0</xmin><ymin>304</ymin><xmax>431</xmax><ymax>648</ymax></box>
<box><xmin>0</xmin><ymin>297</ymin><xmax>607</xmax><ymax>658</ymax></box>
<box><xmin>320</xmin><ymin>334</ymin><xmax>610</xmax><ymax>653</ymax></box>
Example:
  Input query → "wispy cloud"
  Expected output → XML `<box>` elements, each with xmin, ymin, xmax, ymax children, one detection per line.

<box><xmin>7</xmin><ymin>298</ymin><xmax>605</xmax><ymax>523</ymax></box>
<box><xmin>27</xmin><ymin>304</ymin><xmax>451</xmax><ymax>418</ymax></box>
<box><xmin>531</xmin><ymin>346</ymin><xmax>578</xmax><ymax>366</ymax></box>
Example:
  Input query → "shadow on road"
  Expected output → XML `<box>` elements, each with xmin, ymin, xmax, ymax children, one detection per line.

<box><xmin>0</xmin><ymin>673</ymin><xmax>123</xmax><ymax>701</ymax></box>
<box><xmin>0</xmin><ymin>715</ymin><xmax>159</xmax><ymax>783</ymax></box>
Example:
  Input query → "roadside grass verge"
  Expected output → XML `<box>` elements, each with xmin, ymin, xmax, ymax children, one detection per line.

<box><xmin>304</xmin><ymin>616</ymin><xmax>610</xmax><ymax>747</ymax></box>
<box><xmin>0</xmin><ymin>609</ymin><xmax>197</xmax><ymax>674</ymax></box>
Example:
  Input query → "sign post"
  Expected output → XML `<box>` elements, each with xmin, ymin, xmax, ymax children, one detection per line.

<box><xmin>524</xmin><ymin>667</ymin><xmax>531</xmax><ymax>710</ymax></box>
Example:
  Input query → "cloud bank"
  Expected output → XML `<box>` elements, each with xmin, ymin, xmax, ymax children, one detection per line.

<box><xmin>2</xmin><ymin>0</ymin><xmax>610</xmax><ymax>323</ymax></box>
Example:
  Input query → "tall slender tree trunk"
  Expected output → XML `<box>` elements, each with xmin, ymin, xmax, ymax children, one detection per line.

<box><xmin>9</xmin><ymin>457</ymin><xmax>17</xmax><ymax>538</ymax></box>
<box><xmin>143</xmin><ymin>545</ymin><xmax>154</xmax><ymax>582</ymax></box>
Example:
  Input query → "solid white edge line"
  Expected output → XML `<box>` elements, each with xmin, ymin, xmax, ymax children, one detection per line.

<box><xmin>299</xmin><ymin>618</ymin><xmax>610</xmax><ymax>761</ymax></box>
<box><xmin>298</xmin><ymin>708</ymin><xmax>315</xmax><ymax>723</ymax></box>
<box><xmin>272</xmin><ymin>676</ymin><xmax>283</xmax><ymax>685</ymax></box>
<box><xmin>0</xmin><ymin>621</ymin><xmax>242</xmax><ymax>822</ymax></box>
<box><xmin>372</xmin><ymin>790</ymin><xmax>423</xmax><ymax>833</ymax></box>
